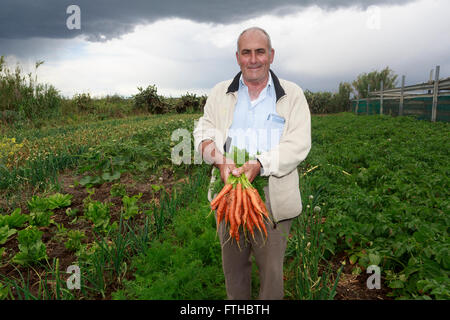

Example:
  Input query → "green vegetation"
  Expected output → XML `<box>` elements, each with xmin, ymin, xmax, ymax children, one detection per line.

<box><xmin>352</xmin><ymin>66</ymin><xmax>398</xmax><ymax>98</ymax></box>
<box><xmin>304</xmin><ymin>81</ymin><xmax>353</xmax><ymax>114</ymax></box>
<box><xmin>12</xmin><ymin>226</ymin><xmax>48</xmax><ymax>266</ymax></box>
<box><xmin>301</xmin><ymin>113</ymin><xmax>449</xmax><ymax>299</ymax></box>
<box><xmin>0</xmin><ymin>57</ymin><xmax>61</xmax><ymax>122</ymax></box>
<box><xmin>0</xmin><ymin>57</ymin><xmax>447</xmax><ymax>300</ymax></box>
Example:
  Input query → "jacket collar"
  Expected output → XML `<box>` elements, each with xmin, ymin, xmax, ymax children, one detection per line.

<box><xmin>226</xmin><ymin>69</ymin><xmax>286</xmax><ymax>102</ymax></box>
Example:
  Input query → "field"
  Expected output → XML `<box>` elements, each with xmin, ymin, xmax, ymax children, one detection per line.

<box><xmin>0</xmin><ymin>112</ymin><xmax>448</xmax><ymax>300</ymax></box>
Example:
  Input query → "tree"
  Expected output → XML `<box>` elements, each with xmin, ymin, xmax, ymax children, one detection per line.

<box><xmin>333</xmin><ymin>81</ymin><xmax>353</xmax><ymax>112</ymax></box>
<box><xmin>352</xmin><ymin>67</ymin><xmax>398</xmax><ymax>98</ymax></box>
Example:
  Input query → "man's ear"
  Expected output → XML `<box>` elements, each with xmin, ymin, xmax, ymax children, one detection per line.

<box><xmin>270</xmin><ymin>48</ymin><xmax>275</xmax><ymax>63</ymax></box>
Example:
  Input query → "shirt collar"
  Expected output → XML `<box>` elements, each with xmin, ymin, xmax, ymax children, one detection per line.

<box><xmin>239</xmin><ymin>72</ymin><xmax>273</xmax><ymax>91</ymax></box>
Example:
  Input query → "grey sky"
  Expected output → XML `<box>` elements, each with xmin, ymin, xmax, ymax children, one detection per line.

<box><xmin>1</xmin><ymin>1</ymin><xmax>414</xmax><ymax>41</ymax></box>
<box><xmin>0</xmin><ymin>0</ymin><xmax>449</xmax><ymax>97</ymax></box>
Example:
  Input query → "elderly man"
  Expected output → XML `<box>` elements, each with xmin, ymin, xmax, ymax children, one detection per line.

<box><xmin>193</xmin><ymin>27</ymin><xmax>311</xmax><ymax>300</ymax></box>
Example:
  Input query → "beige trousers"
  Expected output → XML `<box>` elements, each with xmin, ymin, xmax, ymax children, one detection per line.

<box><xmin>217</xmin><ymin>187</ymin><xmax>293</xmax><ymax>300</ymax></box>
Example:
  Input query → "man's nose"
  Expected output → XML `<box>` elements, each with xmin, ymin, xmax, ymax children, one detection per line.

<box><xmin>250</xmin><ymin>52</ymin><xmax>257</xmax><ymax>63</ymax></box>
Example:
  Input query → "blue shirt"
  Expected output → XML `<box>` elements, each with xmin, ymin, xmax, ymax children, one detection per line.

<box><xmin>228</xmin><ymin>72</ymin><xmax>285</xmax><ymax>157</ymax></box>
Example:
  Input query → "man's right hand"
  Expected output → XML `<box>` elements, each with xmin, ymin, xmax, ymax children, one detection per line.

<box><xmin>200</xmin><ymin>140</ymin><xmax>239</xmax><ymax>184</ymax></box>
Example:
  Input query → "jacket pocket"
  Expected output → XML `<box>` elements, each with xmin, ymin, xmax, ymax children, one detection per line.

<box><xmin>268</xmin><ymin>169</ymin><xmax>302</xmax><ymax>222</ymax></box>
<box><xmin>265</xmin><ymin>113</ymin><xmax>285</xmax><ymax>150</ymax></box>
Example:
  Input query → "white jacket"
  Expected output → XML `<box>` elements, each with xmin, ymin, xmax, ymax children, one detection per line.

<box><xmin>193</xmin><ymin>70</ymin><xmax>311</xmax><ymax>222</ymax></box>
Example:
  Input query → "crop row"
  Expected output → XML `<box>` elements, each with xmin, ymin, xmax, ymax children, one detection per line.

<box><xmin>303</xmin><ymin>113</ymin><xmax>449</xmax><ymax>299</ymax></box>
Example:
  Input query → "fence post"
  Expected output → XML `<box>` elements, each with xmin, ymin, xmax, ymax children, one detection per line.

<box><xmin>431</xmin><ymin>65</ymin><xmax>440</xmax><ymax>122</ymax></box>
<box><xmin>399</xmin><ymin>75</ymin><xmax>405</xmax><ymax>116</ymax></box>
<box><xmin>380</xmin><ymin>80</ymin><xmax>384</xmax><ymax>115</ymax></box>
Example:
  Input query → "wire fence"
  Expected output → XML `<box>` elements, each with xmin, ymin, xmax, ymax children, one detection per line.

<box><xmin>351</xmin><ymin>66</ymin><xmax>450</xmax><ymax>122</ymax></box>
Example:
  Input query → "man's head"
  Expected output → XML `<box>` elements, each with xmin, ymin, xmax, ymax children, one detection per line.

<box><xmin>236</xmin><ymin>27</ymin><xmax>274</xmax><ymax>85</ymax></box>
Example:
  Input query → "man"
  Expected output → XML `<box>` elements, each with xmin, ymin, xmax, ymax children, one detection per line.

<box><xmin>193</xmin><ymin>27</ymin><xmax>311</xmax><ymax>299</ymax></box>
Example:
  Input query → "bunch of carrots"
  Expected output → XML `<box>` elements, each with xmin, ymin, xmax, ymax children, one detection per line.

<box><xmin>210</xmin><ymin>174</ymin><xmax>271</xmax><ymax>246</ymax></box>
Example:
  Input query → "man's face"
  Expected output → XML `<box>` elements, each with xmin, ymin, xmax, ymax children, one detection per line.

<box><xmin>236</xmin><ymin>30</ymin><xmax>274</xmax><ymax>84</ymax></box>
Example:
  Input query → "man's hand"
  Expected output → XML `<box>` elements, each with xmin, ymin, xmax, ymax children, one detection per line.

<box><xmin>232</xmin><ymin>159</ymin><xmax>261</xmax><ymax>183</ymax></box>
<box><xmin>200</xmin><ymin>140</ymin><xmax>239</xmax><ymax>184</ymax></box>
<box><xmin>217</xmin><ymin>158</ymin><xmax>238</xmax><ymax>184</ymax></box>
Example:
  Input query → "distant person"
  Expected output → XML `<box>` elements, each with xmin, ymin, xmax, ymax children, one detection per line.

<box><xmin>194</xmin><ymin>27</ymin><xmax>311</xmax><ymax>299</ymax></box>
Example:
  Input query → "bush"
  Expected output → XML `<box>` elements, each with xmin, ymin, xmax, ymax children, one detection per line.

<box><xmin>304</xmin><ymin>90</ymin><xmax>333</xmax><ymax>114</ymax></box>
<box><xmin>73</xmin><ymin>93</ymin><xmax>93</xmax><ymax>112</ymax></box>
<box><xmin>176</xmin><ymin>93</ymin><xmax>205</xmax><ymax>113</ymax></box>
<box><xmin>105</xmin><ymin>94</ymin><xmax>126</xmax><ymax>104</ymax></box>
<box><xmin>331</xmin><ymin>82</ymin><xmax>353</xmax><ymax>113</ymax></box>
<box><xmin>0</xmin><ymin>56</ymin><xmax>62</xmax><ymax>121</ymax></box>
<box><xmin>304</xmin><ymin>82</ymin><xmax>353</xmax><ymax>114</ymax></box>
<box><xmin>133</xmin><ymin>85</ymin><xmax>167</xmax><ymax>114</ymax></box>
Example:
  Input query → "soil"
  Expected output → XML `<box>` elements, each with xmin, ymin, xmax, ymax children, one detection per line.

<box><xmin>330</xmin><ymin>252</ymin><xmax>393</xmax><ymax>300</ymax></box>
<box><xmin>1</xmin><ymin>169</ymin><xmax>392</xmax><ymax>300</ymax></box>
<box><xmin>0</xmin><ymin>168</ymin><xmax>180</xmax><ymax>299</ymax></box>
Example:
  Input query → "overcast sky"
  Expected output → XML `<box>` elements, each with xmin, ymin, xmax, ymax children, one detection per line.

<box><xmin>1</xmin><ymin>0</ymin><xmax>449</xmax><ymax>97</ymax></box>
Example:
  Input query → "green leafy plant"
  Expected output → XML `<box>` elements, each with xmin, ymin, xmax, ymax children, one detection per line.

<box><xmin>303</xmin><ymin>113</ymin><xmax>450</xmax><ymax>299</ymax></box>
<box><xmin>65</xmin><ymin>230</ymin><xmax>86</xmax><ymax>252</ymax></box>
<box><xmin>27</xmin><ymin>196</ymin><xmax>51</xmax><ymax>212</ymax></box>
<box><xmin>84</xmin><ymin>200</ymin><xmax>112</xmax><ymax>232</ymax></box>
<box><xmin>0</xmin><ymin>208</ymin><xmax>28</xmax><ymax>229</ymax></box>
<box><xmin>122</xmin><ymin>193</ymin><xmax>142</xmax><ymax>220</ymax></box>
<box><xmin>29</xmin><ymin>210</ymin><xmax>53</xmax><ymax>227</ymax></box>
<box><xmin>27</xmin><ymin>193</ymin><xmax>72</xmax><ymax>212</ymax></box>
<box><xmin>12</xmin><ymin>226</ymin><xmax>48</xmax><ymax>265</ymax></box>
<box><xmin>110</xmin><ymin>183</ymin><xmax>127</xmax><ymax>197</ymax></box>
<box><xmin>0</xmin><ymin>225</ymin><xmax>16</xmax><ymax>245</ymax></box>
<box><xmin>46</xmin><ymin>193</ymin><xmax>72</xmax><ymax>209</ymax></box>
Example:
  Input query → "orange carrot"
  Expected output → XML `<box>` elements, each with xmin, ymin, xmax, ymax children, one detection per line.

<box><xmin>248</xmin><ymin>187</ymin><xmax>270</xmax><ymax>221</ymax></box>
<box><xmin>246</xmin><ymin>207</ymin><xmax>256</xmax><ymax>241</ymax></box>
<box><xmin>211</xmin><ymin>183</ymin><xmax>233</xmax><ymax>209</ymax></box>
<box><xmin>242</xmin><ymin>188</ymin><xmax>249</xmax><ymax>229</ymax></box>
<box><xmin>255</xmin><ymin>190</ymin><xmax>270</xmax><ymax>219</ymax></box>
<box><xmin>234</xmin><ymin>183</ymin><xmax>242</xmax><ymax>227</ymax></box>
<box><xmin>216</xmin><ymin>194</ymin><xmax>228</xmax><ymax>230</ymax></box>
<box><xmin>224</xmin><ymin>193</ymin><xmax>231</xmax><ymax>224</ymax></box>
<box><xmin>248</xmin><ymin>194</ymin><xmax>262</xmax><ymax>235</ymax></box>
<box><xmin>257</xmin><ymin>211</ymin><xmax>268</xmax><ymax>239</ymax></box>
<box><xmin>228</xmin><ymin>188</ymin><xmax>237</xmax><ymax>239</ymax></box>
<box><xmin>247</xmin><ymin>187</ymin><xmax>264</xmax><ymax>214</ymax></box>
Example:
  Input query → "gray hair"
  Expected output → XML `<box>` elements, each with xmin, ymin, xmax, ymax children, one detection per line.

<box><xmin>236</xmin><ymin>27</ymin><xmax>272</xmax><ymax>55</ymax></box>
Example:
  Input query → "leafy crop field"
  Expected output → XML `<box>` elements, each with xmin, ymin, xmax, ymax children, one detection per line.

<box><xmin>0</xmin><ymin>112</ymin><xmax>448</xmax><ymax>300</ymax></box>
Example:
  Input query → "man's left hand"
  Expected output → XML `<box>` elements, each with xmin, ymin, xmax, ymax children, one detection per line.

<box><xmin>232</xmin><ymin>159</ymin><xmax>261</xmax><ymax>183</ymax></box>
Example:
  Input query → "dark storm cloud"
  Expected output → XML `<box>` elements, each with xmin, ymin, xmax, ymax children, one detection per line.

<box><xmin>0</xmin><ymin>0</ymin><xmax>415</xmax><ymax>41</ymax></box>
